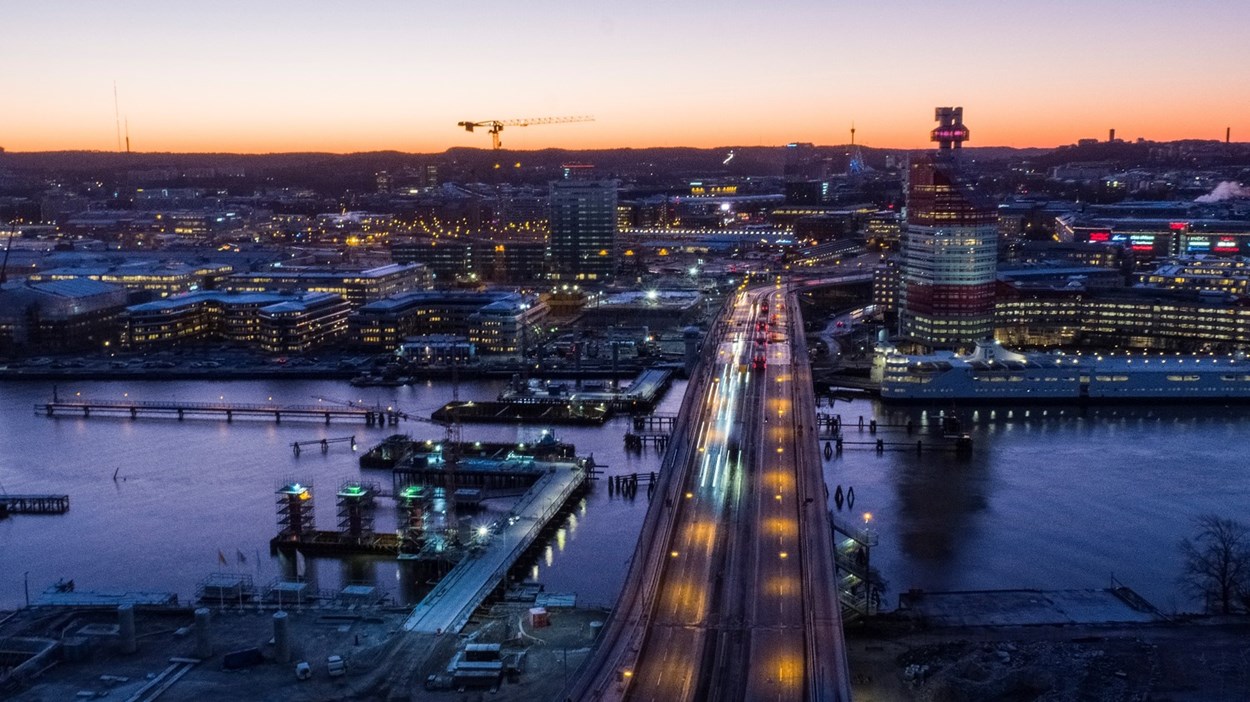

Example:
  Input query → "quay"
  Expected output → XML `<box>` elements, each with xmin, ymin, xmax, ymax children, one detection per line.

<box><xmin>37</xmin><ymin>398</ymin><xmax>408</xmax><ymax>426</ymax></box>
<box><xmin>0</xmin><ymin>494</ymin><xmax>70</xmax><ymax>515</ymax></box>
<box><xmin>403</xmin><ymin>460</ymin><xmax>587</xmax><ymax>635</ymax></box>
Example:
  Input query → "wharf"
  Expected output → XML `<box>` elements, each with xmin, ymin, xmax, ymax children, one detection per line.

<box><xmin>37</xmin><ymin>398</ymin><xmax>407</xmax><ymax>426</ymax></box>
<box><xmin>0</xmin><ymin>494</ymin><xmax>69</xmax><ymax>515</ymax></box>
<box><xmin>403</xmin><ymin>461</ymin><xmax>587</xmax><ymax>635</ymax></box>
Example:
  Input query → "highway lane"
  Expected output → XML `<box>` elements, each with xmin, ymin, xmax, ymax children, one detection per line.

<box><xmin>570</xmin><ymin>283</ymin><xmax>850</xmax><ymax>702</ymax></box>
<box><xmin>628</xmin><ymin>288</ymin><xmax>762</xmax><ymax>700</ymax></box>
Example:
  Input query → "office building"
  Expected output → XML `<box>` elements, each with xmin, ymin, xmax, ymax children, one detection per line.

<box><xmin>222</xmin><ymin>263</ymin><xmax>430</xmax><ymax>308</ymax></box>
<box><xmin>351</xmin><ymin>290</ymin><xmax>548</xmax><ymax>352</ymax></box>
<box><xmin>898</xmin><ymin>107</ymin><xmax>999</xmax><ymax>349</ymax></box>
<box><xmin>548</xmin><ymin>180</ymin><xmax>618</xmax><ymax>282</ymax></box>
<box><xmin>123</xmin><ymin>291</ymin><xmax>350</xmax><ymax>352</ymax></box>
<box><xmin>0</xmin><ymin>279</ymin><xmax>129</xmax><ymax>355</ymax></box>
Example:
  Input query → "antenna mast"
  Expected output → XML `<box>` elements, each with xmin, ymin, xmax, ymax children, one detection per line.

<box><xmin>113</xmin><ymin>82</ymin><xmax>123</xmax><ymax>152</ymax></box>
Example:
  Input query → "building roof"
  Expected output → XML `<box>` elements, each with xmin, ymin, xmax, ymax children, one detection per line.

<box><xmin>26</xmin><ymin>278</ymin><xmax>125</xmax><ymax>299</ymax></box>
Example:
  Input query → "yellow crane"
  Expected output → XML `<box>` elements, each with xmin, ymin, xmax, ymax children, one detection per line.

<box><xmin>457</xmin><ymin>115</ymin><xmax>594</xmax><ymax>150</ymax></box>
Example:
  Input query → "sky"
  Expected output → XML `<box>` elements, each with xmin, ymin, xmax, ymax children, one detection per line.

<box><xmin>2</xmin><ymin>0</ymin><xmax>1248</xmax><ymax>153</ymax></box>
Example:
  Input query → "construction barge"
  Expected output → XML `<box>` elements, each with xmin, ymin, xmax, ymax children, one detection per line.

<box><xmin>359</xmin><ymin>432</ymin><xmax>576</xmax><ymax>470</ymax></box>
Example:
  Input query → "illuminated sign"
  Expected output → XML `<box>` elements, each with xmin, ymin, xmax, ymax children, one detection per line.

<box><xmin>1214</xmin><ymin>237</ymin><xmax>1238</xmax><ymax>250</ymax></box>
<box><xmin>1169</xmin><ymin>222</ymin><xmax>1188</xmax><ymax>231</ymax></box>
<box><xmin>690</xmin><ymin>185</ymin><xmax>739</xmax><ymax>196</ymax></box>
<box><xmin>1187</xmin><ymin>237</ymin><xmax>1211</xmax><ymax>250</ymax></box>
<box><xmin>1088</xmin><ymin>231</ymin><xmax>1110</xmax><ymax>242</ymax></box>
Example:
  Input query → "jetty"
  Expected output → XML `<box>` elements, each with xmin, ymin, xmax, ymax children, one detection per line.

<box><xmin>38</xmin><ymin>398</ymin><xmax>407</xmax><ymax>426</ymax></box>
<box><xmin>0</xmin><ymin>494</ymin><xmax>69</xmax><ymax>515</ymax></box>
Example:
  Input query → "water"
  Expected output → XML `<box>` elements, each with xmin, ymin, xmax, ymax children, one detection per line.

<box><xmin>823</xmin><ymin>400</ymin><xmax>1250</xmax><ymax>613</ymax></box>
<box><xmin>4</xmin><ymin>380</ymin><xmax>1248</xmax><ymax>615</ymax></box>
<box><xmin>0</xmin><ymin>378</ymin><xmax>675</xmax><ymax>610</ymax></box>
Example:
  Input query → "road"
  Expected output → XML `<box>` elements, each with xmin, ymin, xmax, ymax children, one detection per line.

<box><xmin>569</xmin><ymin>283</ymin><xmax>850</xmax><ymax>701</ymax></box>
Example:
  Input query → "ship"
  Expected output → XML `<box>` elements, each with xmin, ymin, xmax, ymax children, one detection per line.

<box><xmin>873</xmin><ymin>339</ymin><xmax>1250</xmax><ymax>401</ymax></box>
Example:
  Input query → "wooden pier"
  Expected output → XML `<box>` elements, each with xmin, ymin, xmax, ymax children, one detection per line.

<box><xmin>0</xmin><ymin>494</ymin><xmax>70</xmax><ymax>515</ymax></box>
<box><xmin>38</xmin><ymin>399</ymin><xmax>407</xmax><ymax>426</ymax></box>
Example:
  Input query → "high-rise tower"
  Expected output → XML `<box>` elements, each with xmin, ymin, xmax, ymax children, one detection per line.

<box><xmin>548</xmin><ymin>180</ymin><xmax>618</xmax><ymax>282</ymax></box>
<box><xmin>898</xmin><ymin>107</ymin><xmax>998</xmax><ymax>349</ymax></box>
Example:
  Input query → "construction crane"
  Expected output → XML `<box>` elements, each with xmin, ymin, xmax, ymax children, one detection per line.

<box><xmin>457</xmin><ymin>116</ymin><xmax>594</xmax><ymax>151</ymax></box>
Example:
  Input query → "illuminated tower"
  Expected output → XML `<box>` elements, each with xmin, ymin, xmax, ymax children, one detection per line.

<box><xmin>898</xmin><ymin>107</ymin><xmax>998</xmax><ymax>349</ymax></box>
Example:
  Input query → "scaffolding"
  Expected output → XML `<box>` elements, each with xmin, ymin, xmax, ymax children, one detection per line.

<box><xmin>276</xmin><ymin>480</ymin><xmax>315</xmax><ymax>542</ymax></box>
<box><xmin>336</xmin><ymin>480</ymin><xmax>379</xmax><ymax>544</ymax></box>
<box><xmin>832</xmin><ymin>513</ymin><xmax>882</xmax><ymax>622</ymax></box>
<box><xmin>396</xmin><ymin>484</ymin><xmax>428</xmax><ymax>559</ymax></box>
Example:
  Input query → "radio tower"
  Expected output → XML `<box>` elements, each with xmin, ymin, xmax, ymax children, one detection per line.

<box><xmin>848</xmin><ymin>122</ymin><xmax>870</xmax><ymax>176</ymax></box>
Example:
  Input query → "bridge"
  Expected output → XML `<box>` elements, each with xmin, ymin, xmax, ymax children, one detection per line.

<box><xmin>568</xmin><ymin>284</ymin><xmax>851</xmax><ymax>701</ymax></box>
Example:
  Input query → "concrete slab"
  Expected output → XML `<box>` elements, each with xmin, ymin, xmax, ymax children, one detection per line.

<box><xmin>897</xmin><ymin>588</ymin><xmax>1162</xmax><ymax>627</ymax></box>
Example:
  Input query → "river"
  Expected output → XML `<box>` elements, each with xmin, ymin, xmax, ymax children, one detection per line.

<box><xmin>2</xmin><ymin>380</ymin><xmax>1246</xmax><ymax>614</ymax></box>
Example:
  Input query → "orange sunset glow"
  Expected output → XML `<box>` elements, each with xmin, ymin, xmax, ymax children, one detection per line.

<box><xmin>2</xmin><ymin>1</ymin><xmax>1248</xmax><ymax>153</ymax></box>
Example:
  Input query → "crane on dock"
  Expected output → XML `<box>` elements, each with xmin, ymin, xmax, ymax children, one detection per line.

<box><xmin>456</xmin><ymin>115</ymin><xmax>594</xmax><ymax>151</ymax></box>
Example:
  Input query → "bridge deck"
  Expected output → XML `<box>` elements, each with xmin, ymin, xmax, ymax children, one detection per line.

<box><xmin>403</xmin><ymin>462</ymin><xmax>586</xmax><ymax>635</ymax></box>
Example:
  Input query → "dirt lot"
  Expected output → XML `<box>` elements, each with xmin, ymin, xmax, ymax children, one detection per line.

<box><xmin>848</xmin><ymin>616</ymin><xmax>1250</xmax><ymax>702</ymax></box>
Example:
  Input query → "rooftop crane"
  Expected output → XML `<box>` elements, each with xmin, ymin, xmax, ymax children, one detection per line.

<box><xmin>457</xmin><ymin>116</ymin><xmax>594</xmax><ymax>151</ymax></box>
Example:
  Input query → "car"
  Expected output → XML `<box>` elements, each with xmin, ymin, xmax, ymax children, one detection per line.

<box><xmin>326</xmin><ymin>655</ymin><xmax>345</xmax><ymax>677</ymax></box>
<box><xmin>295</xmin><ymin>661</ymin><xmax>312</xmax><ymax>680</ymax></box>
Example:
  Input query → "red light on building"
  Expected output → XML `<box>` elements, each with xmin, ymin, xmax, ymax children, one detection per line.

<box><xmin>1169</xmin><ymin>222</ymin><xmax>1188</xmax><ymax>231</ymax></box>
<box><xmin>1130</xmin><ymin>244</ymin><xmax>1154</xmax><ymax>252</ymax></box>
<box><xmin>1088</xmin><ymin>231</ymin><xmax>1110</xmax><ymax>242</ymax></box>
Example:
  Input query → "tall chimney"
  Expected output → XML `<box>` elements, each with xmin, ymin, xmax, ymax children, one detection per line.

<box><xmin>1228</xmin><ymin>127</ymin><xmax>1232</xmax><ymax>144</ymax></box>
<box><xmin>1109</xmin><ymin>128</ymin><xmax>1116</xmax><ymax>143</ymax></box>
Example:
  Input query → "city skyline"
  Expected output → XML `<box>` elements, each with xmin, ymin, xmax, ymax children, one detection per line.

<box><xmin>3</xmin><ymin>0</ymin><xmax>1249</xmax><ymax>153</ymax></box>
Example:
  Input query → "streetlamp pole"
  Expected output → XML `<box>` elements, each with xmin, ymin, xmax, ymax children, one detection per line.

<box><xmin>24</xmin><ymin>571</ymin><xmax>30</xmax><ymax>608</ymax></box>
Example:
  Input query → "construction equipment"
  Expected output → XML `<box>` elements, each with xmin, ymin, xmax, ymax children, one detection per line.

<box><xmin>457</xmin><ymin>116</ymin><xmax>594</xmax><ymax>151</ymax></box>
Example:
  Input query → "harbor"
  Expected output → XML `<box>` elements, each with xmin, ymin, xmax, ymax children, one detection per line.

<box><xmin>6</xmin><ymin>377</ymin><xmax>1250</xmax><ymax>698</ymax></box>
